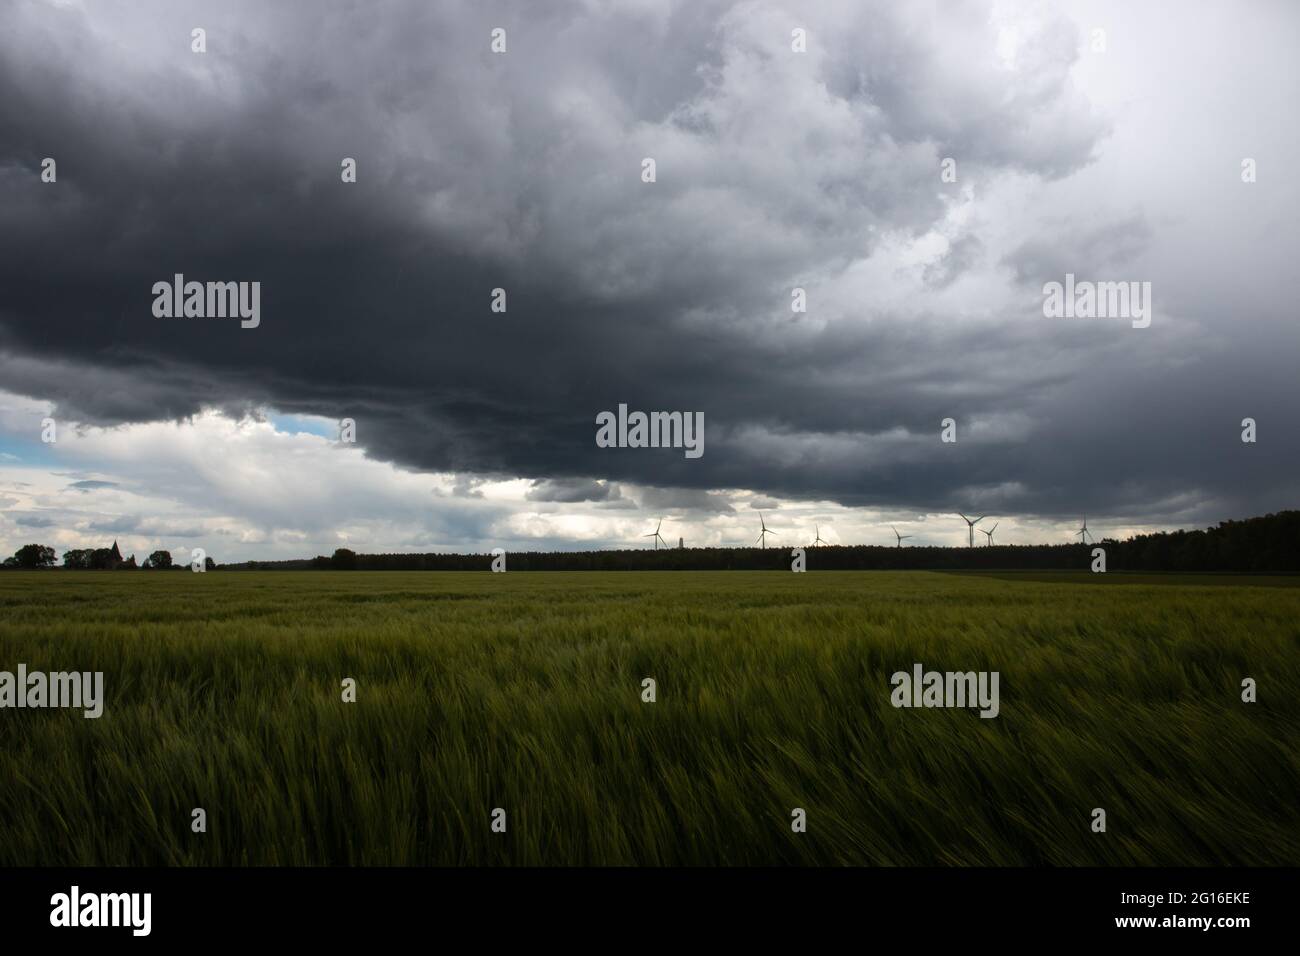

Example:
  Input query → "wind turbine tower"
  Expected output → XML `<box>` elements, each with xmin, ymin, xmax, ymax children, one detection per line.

<box><xmin>643</xmin><ymin>518</ymin><xmax>667</xmax><ymax>550</ymax></box>
<box><xmin>957</xmin><ymin>512</ymin><xmax>985</xmax><ymax>548</ymax></box>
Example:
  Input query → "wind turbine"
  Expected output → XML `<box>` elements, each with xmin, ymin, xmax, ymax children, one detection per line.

<box><xmin>891</xmin><ymin>526</ymin><xmax>913</xmax><ymax>547</ymax></box>
<box><xmin>957</xmin><ymin>512</ymin><xmax>985</xmax><ymax>548</ymax></box>
<box><xmin>643</xmin><ymin>518</ymin><xmax>667</xmax><ymax>550</ymax></box>
<box><xmin>755</xmin><ymin>513</ymin><xmax>776</xmax><ymax>549</ymax></box>
<box><xmin>979</xmin><ymin>521</ymin><xmax>999</xmax><ymax>546</ymax></box>
<box><xmin>811</xmin><ymin>524</ymin><xmax>828</xmax><ymax>547</ymax></box>
<box><xmin>1075</xmin><ymin>516</ymin><xmax>1092</xmax><ymax>544</ymax></box>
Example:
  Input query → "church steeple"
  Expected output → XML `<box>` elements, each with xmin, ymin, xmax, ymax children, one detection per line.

<box><xmin>111</xmin><ymin>540</ymin><xmax>122</xmax><ymax>560</ymax></box>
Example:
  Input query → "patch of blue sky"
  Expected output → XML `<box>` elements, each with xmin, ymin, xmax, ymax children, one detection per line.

<box><xmin>0</xmin><ymin>433</ymin><xmax>58</xmax><ymax>467</ymax></box>
<box><xmin>268</xmin><ymin>413</ymin><xmax>338</xmax><ymax>440</ymax></box>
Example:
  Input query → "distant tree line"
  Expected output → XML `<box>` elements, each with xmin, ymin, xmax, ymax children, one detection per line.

<box><xmin>1</xmin><ymin>542</ymin><xmax>216</xmax><ymax>570</ymax></box>
<box><xmin>216</xmin><ymin>511</ymin><xmax>1300</xmax><ymax>574</ymax></box>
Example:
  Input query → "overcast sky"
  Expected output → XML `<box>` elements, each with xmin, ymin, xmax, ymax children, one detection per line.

<box><xmin>1</xmin><ymin>0</ymin><xmax>1296</xmax><ymax>562</ymax></box>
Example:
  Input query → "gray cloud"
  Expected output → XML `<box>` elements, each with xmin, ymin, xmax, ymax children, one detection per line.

<box><xmin>87</xmin><ymin>515</ymin><xmax>207</xmax><ymax>537</ymax></box>
<box><xmin>12</xmin><ymin>512</ymin><xmax>57</xmax><ymax>528</ymax></box>
<box><xmin>1002</xmin><ymin>213</ymin><xmax>1153</xmax><ymax>286</ymax></box>
<box><xmin>637</xmin><ymin>487</ymin><xmax>737</xmax><ymax>514</ymax></box>
<box><xmin>526</xmin><ymin>478</ymin><xmax>623</xmax><ymax>503</ymax></box>
<box><xmin>924</xmin><ymin>234</ymin><xmax>984</xmax><ymax>289</ymax></box>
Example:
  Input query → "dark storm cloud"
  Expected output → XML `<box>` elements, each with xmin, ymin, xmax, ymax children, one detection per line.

<box><xmin>1</xmin><ymin>0</ymin><xmax>1296</xmax><ymax>527</ymax></box>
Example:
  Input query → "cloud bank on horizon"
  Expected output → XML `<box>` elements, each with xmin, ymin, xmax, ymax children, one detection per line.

<box><xmin>0</xmin><ymin>0</ymin><xmax>1296</xmax><ymax>560</ymax></box>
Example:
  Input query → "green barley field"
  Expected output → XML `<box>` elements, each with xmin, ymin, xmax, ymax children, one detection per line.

<box><xmin>1</xmin><ymin>570</ymin><xmax>1297</xmax><ymax>866</ymax></box>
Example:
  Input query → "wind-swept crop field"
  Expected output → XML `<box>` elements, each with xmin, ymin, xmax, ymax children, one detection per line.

<box><xmin>1</xmin><ymin>570</ymin><xmax>1296</xmax><ymax>866</ymax></box>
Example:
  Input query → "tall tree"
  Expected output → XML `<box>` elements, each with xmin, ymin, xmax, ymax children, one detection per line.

<box><xmin>13</xmin><ymin>544</ymin><xmax>56</xmax><ymax>569</ymax></box>
<box><xmin>143</xmin><ymin>550</ymin><xmax>173</xmax><ymax>570</ymax></box>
